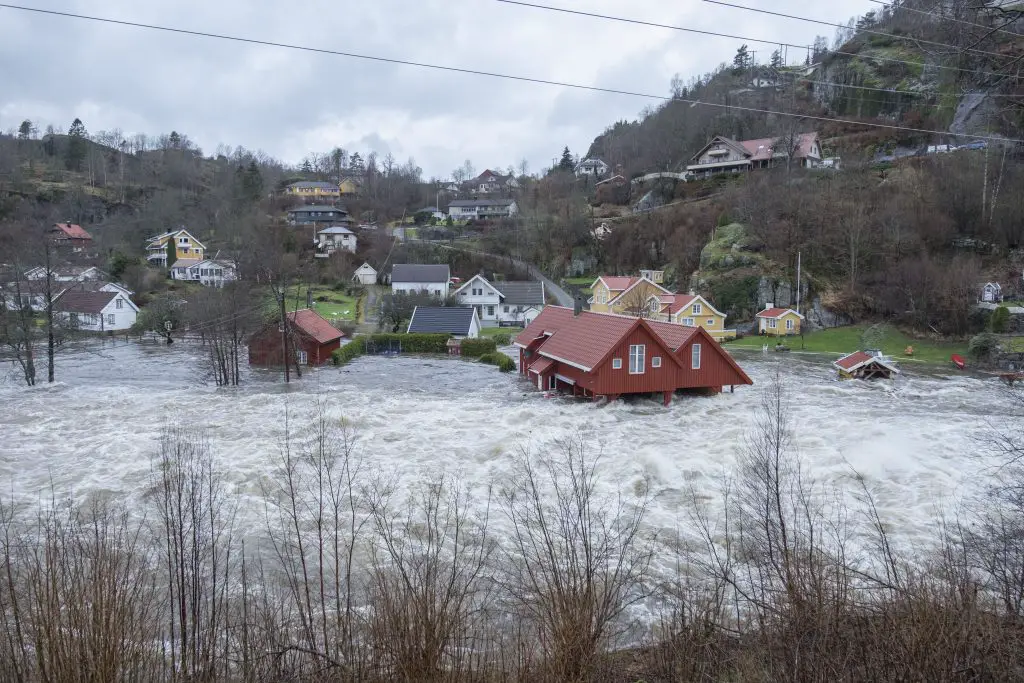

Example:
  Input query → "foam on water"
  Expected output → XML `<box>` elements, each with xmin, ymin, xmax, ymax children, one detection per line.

<box><xmin>0</xmin><ymin>339</ymin><xmax>1007</xmax><ymax>556</ymax></box>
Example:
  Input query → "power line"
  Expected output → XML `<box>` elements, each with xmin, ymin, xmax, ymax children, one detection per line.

<box><xmin>702</xmin><ymin>0</ymin><xmax>1010</xmax><ymax>59</ymax></box>
<box><xmin>0</xmin><ymin>2</ymin><xmax>1019</xmax><ymax>144</ymax></box>
<box><xmin>867</xmin><ymin>0</ymin><xmax>1024</xmax><ymax>40</ymax></box>
<box><xmin>494</xmin><ymin>0</ymin><xmax>1010</xmax><ymax>80</ymax></box>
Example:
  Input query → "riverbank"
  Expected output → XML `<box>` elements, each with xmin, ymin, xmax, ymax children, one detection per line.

<box><xmin>724</xmin><ymin>324</ymin><xmax>968</xmax><ymax>365</ymax></box>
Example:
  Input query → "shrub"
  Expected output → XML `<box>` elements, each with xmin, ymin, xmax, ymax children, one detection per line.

<box><xmin>490</xmin><ymin>333</ymin><xmax>512</xmax><ymax>346</ymax></box>
<box><xmin>990</xmin><ymin>305</ymin><xmax>1010</xmax><ymax>333</ymax></box>
<box><xmin>460</xmin><ymin>338</ymin><xmax>498</xmax><ymax>358</ymax></box>
<box><xmin>478</xmin><ymin>351</ymin><xmax>516</xmax><ymax>372</ymax></box>
<box><xmin>368</xmin><ymin>333</ymin><xmax>451</xmax><ymax>353</ymax></box>
<box><xmin>968</xmin><ymin>332</ymin><xmax>1000</xmax><ymax>365</ymax></box>
<box><xmin>331</xmin><ymin>340</ymin><xmax>365</xmax><ymax>366</ymax></box>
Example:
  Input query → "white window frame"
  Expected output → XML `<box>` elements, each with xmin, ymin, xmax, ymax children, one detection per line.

<box><xmin>769</xmin><ymin>319</ymin><xmax>778</xmax><ymax>329</ymax></box>
<box><xmin>487</xmin><ymin>305</ymin><xmax>495</xmax><ymax>316</ymax></box>
<box><xmin>683</xmin><ymin>317</ymin><xmax>695</xmax><ymax>326</ymax></box>
<box><xmin>691</xmin><ymin>344</ymin><xmax>702</xmax><ymax>370</ymax></box>
<box><xmin>628</xmin><ymin>344</ymin><xmax>645</xmax><ymax>374</ymax></box>
<box><xmin>116</xmin><ymin>299</ymin><xmax>124</xmax><ymax>309</ymax></box>
<box><xmin>706</xmin><ymin>318</ymin><xmax>714</xmax><ymax>326</ymax></box>
<box><xmin>612</xmin><ymin>358</ymin><xmax>622</xmax><ymax>370</ymax></box>
<box><xmin>298</xmin><ymin>350</ymin><xmax>309</xmax><ymax>365</ymax></box>
<box><xmin>692</xmin><ymin>303</ymin><xmax>702</xmax><ymax>314</ymax></box>
<box><xmin>106</xmin><ymin>313</ymin><xmax>115</xmax><ymax>325</ymax></box>
<box><xmin>786</xmin><ymin>318</ymin><xmax>795</xmax><ymax>330</ymax></box>
<box><xmin>652</xmin><ymin>356</ymin><xmax>662</xmax><ymax>368</ymax></box>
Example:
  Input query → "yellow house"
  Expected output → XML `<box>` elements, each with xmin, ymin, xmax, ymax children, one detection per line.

<box><xmin>589</xmin><ymin>275</ymin><xmax>671</xmax><ymax>315</ymax></box>
<box><xmin>146</xmin><ymin>229</ymin><xmax>206</xmax><ymax>266</ymax></box>
<box><xmin>652</xmin><ymin>293</ymin><xmax>735</xmax><ymax>341</ymax></box>
<box><xmin>339</xmin><ymin>177</ymin><xmax>362</xmax><ymax>195</ymax></box>
<box><xmin>285</xmin><ymin>180</ymin><xmax>341</xmax><ymax>199</ymax></box>
<box><xmin>756</xmin><ymin>304</ymin><xmax>804</xmax><ymax>336</ymax></box>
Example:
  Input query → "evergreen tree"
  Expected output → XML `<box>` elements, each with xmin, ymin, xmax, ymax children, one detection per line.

<box><xmin>349</xmin><ymin>152</ymin><xmax>364</xmax><ymax>176</ymax></box>
<box><xmin>301</xmin><ymin>158</ymin><xmax>313</xmax><ymax>174</ymax></box>
<box><xmin>168</xmin><ymin>131</ymin><xmax>181</xmax><ymax>149</ymax></box>
<box><xmin>558</xmin><ymin>146</ymin><xmax>574</xmax><ymax>172</ymax></box>
<box><xmin>66</xmin><ymin>118</ymin><xmax>88</xmax><ymax>171</ymax></box>
<box><xmin>244</xmin><ymin>161</ymin><xmax>264</xmax><ymax>201</ymax></box>
<box><xmin>17</xmin><ymin>120</ymin><xmax>32</xmax><ymax>140</ymax></box>
<box><xmin>732</xmin><ymin>44</ymin><xmax>750</xmax><ymax>73</ymax></box>
<box><xmin>770</xmin><ymin>48</ymin><xmax>783</xmax><ymax>69</ymax></box>
<box><xmin>166</xmin><ymin>238</ymin><xmax>177</xmax><ymax>268</ymax></box>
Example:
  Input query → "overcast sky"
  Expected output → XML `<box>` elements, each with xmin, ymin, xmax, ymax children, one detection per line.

<box><xmin>0</xmin><ymin>0</ymin><xmax>877</xmax><ymax>178</ymax></box>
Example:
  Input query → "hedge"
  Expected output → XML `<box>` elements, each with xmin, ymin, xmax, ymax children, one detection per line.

<box><xmin>460</xmin><ymin>338</ymin><xmax>498</xmax><ymax>358</ymax></box>
<box><xmin>332</xmin><ymin>340</ymin><xmax>365</xmax><ymax>366</ymax></box>
<box><xmin>479</xmin><ymin>351</ymin><xmax>516</xmax><ymax>372</ymax></box>
<box><xmin>490</xmin><ymin>333</ymin><xmax>512</xmax><ymax>346</ymax></box>
<box><xmin>331</xmin><ymin>333</ymin><xmax>452</xmax><ymax>366</ymax></box>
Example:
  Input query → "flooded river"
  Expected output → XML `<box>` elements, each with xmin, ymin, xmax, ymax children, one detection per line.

<box><xmin>0</xmin><ymin>339</ymin><xmax>1010</xmax><ymax>555</ymax></box>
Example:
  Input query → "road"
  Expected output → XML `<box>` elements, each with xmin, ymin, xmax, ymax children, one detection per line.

<box><xmin>434</xmin><ymin>244</ymin><xmax>574</xmax><ymax>307</ymax></box>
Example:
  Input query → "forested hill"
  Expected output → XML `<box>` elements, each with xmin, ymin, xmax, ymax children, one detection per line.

<box><xmin>586</xmin><ymin>0</ymin><xmax>1024</xmax><ymax>177</ymax></box>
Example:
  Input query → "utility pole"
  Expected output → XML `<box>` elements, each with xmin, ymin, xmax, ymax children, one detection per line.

<box><xmin>796</xmin><ymin>251</ymin><xmax>802</xmax><ymax>312</ymax></box>
<box><xmin>278</xmin><ymin>286</ymin><xmax>290</xmax><ymax>383</ymax></box>
<box><xmin>44</xmin><ymin>232</ymin><xmax>56</xmax><ymax>383</ymax></box>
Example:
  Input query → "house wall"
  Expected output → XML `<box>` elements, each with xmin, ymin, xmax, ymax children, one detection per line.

<box><xmin>672</xmin><ymin>304</ymin><xmax>727</xmax><ymax>336</ymax></box>
<box><xmin>590</xmin><ymin>327</ymin><xmax>685</xmax><ymax>395</ymax></box>
<box><xmin>62</xmin><ymin>296</ymin><xmax>137</xmax><ymax>332</ymax></box>
<box><xmin>456</xmin><ymin>279</ymin><xmax>502</xmax><ymax>324</ymax></box>
<box><xmin>497</xmin><ymin>304</ymin><xmax>542</xmax><ymax>326</ymax></box>
<box><xmin>353</xmin><ymin>267</ymin><xmax>377</xmax><ymax>285</ymax></box>
<box><xmin>589</xmin><ymin>281</ymin><xmax>621</xmax><ymax>313</ymax></box>
<box><xmin>758</xmin><ymin>312</ymin><xmax>801</xmax><ymax>336</ymax></box>
<box><xmin>609</xmin><ymin>281</ymin><xmax>666</xmax><ymax>315</ymax></box>
<box><xmin>392</xmin><ymin>281</ymin><xmax>448</xmax><ymax>297</ymax></box>
<box><xmin>248</xmin><ymin>327</ymin><xmax>340</xmax><ymax>366</ymax></box>
<box><xmin>287</xmin><ymin>185</ymin><xmax>341</xmax><ymax>198</ymax></box>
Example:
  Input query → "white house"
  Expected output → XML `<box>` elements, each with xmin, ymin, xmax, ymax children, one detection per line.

<box><xmin>575</xmin><ymin>158</ymin><xmax>610</xmax><ymax>177</ymax></box>
<box><xmin>196</xmin><ymin>260</ymin><xmax>237</xmax><ymax>287</ymax></box>
<box><xmin>453</xmin><ymin>274</ymin><xmax>546</xmax><ymax>327</ymax></box>
<box><xmin>55</xmin><ymin>290</ymin><xmax>138</xmax><ymax>332</ymax></box>
<box><xmin>981</xmin><ymin>282</ymin><xmax>1003</xmax><ymax>303</ymax></box>
<box><xmin>391</xmin><ymin>264</ymin><xmax>451</xmax><ymax>297</ymax></box>
<box><xmin>447</xmin><ymin>199</ymin><xmax>518</xmax><ymax>221</ymax></box>
<box><xmin>316</xmin><ymin>225</ymin><xmax>358</xmax><ymax>255</ymax></box>
<box><xmin>352</xmin><ymin>263</ymin><xmax>378</xmax><ymax>286</ymax></box>
<box><xmin>24</xmin><ymin>265</ymin><xmax>105</xmax><ymax>282</ymax></box>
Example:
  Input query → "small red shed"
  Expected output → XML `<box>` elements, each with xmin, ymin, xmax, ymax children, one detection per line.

<box><xmin>513</xmin><ymin>307</ymin><xmax>752</xmax><ymax>404</ymax></box>
<box><xmin>47</xmin><ymin>222</ymin><xmax>93</xmax><ymax>251</ymax></box>
<box><xmin>248</xmin><ymin>308</ymin><xmax>344</xmax><ymax>367</ymax></box>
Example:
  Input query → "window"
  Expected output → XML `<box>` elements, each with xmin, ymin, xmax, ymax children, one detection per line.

<box><xmin>116</xmin><ymin>298</ymin><xmax>123</xmax><ymax>309</ymax></box>
<box><xmin>612</xmin><ymin>358</ymin><xmax>622</xmax><ymax>370</ymax></box>
<box><xmin>548</xmin><ymin>375</ymin><xmax>556</xmax><ymax>390</ymax></box>
<box><xmin>106</xmin><ymin>314</ymin><xmax>115</xmax><ymax>325</ymax></box>
<box><xmin>487</xmin><ymin>305</ymin><xmax>495</xmax><ymax>316</ymax></box>
<box><xmin>786</xmin><ymin>318</ymin><xmax>795</xmax><ymax>330</ymax></box>
<box><xmin>769</xmin><ymin>319</ymin><xmax>778</xmax><ymax>329</ymax></box>
<box><xmin>503</xmin><ymin>305</ymin><xmax>510</xmax><ymax>313</ymax></box>
<box><xmin>298</xmin><ymin>350</ymin><xmax>308</xmax><ymax>365</ymax></box>
<box><xmin>691</xmin><ymin>344</ymin><xmax>702</xmax><ymax>370</ymax></box>
<box><xmin>683</xmin><ymin>317</ymin><xmax>694</xmax><ymax>326</ymax></box>
<box><xmin>692</xmin><ymin>303</ymin><xmax>702</xmax><ymax>314</ymax></box>
<box><xmin>629</xmin><ymin>344</ymin><xmax>645</xmax><ymax>374</ymax></box>
<box><xmin>652</xmin><ymin>356</ymin><xmax>662</xmax><ymax>368</ymax></box>
<box><xmin>706</xmin><ymin>318</ymin><xmax>715</xmax><ymax>326</ymax></box>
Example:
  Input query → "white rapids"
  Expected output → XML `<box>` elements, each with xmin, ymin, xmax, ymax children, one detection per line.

<box><xmin>0</xmin><ymin>339</ymin><xmax>1008</xmax><ymax>555</ymax></box>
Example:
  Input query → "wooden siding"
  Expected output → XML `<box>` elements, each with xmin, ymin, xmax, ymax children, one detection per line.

<box><xmin>591</xmin><ymin>327</ymin><xmax>682</xmax><ymax>395</ymax></box>
<box><xmin>248</xmin><ymin>326</ymin><xmax>340</xmax><ymax>366</ymax></box>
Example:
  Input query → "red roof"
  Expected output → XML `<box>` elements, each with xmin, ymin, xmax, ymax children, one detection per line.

<box><xmin>514</xmin><ymin>307</ymin><xmax>697</xmax><ymax>371</ymax></box>
<box><xmin>289</xmin><ymin>309</ymin><xmax>343</xmax><ymax>344</ymax></box>
<box><xmin>740</xmin><ymin>133</ymin><xmax>819</xmax><ymax>162</ymax></box>
<box><xmin>834</xmin><ymin>351</ymin><xmax>873</xmax><ymax>371</ymax></box>
<box><xmin>667</xmin><ymin>294</ymin><xmax>696</xmax><ymax>314</ymax></box>
<box><xmin>599</xmin><ymin>276</ymin><xmax>637</xmax><ymax>292</ymax></box>
<box><xmin>527</xmin><ymin>357</ymin><xmax>554</xmax><ymax>375</ymax></box>
<box><xmin>757</xmin><ymin>307</ymin><xmax>800</xmax><ymax>319</ymax></box>
<box><xmin>51</xmin><ymin>222</ymin><xmax>92</xmax><ymax>240</ymax></box>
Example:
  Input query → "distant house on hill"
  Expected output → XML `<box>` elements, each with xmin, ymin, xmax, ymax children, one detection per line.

<box><xmin>315</xmin><ymin>226</ymin><xmax>358</xmax><ymax>256</ymax></box>
<box><xmin>24</xmin><ymin>265</ymin><xmax>105</xmax><ymax>283</ymax></box>
<box><xmin>470</xmin><ymin>169</ymin><xmax>517</xmax><ymax>194</ymax></box>
<box><xmin>407</xmin><ymin>306</ymin><xmax>481</xmax><ymax>338</ymax></box>
<box><xmin>287</xmin><ymin>204</ymin><xmax>352</xmax><ymax>227</ymax></box>
<box><xmin>339</xmin><ymin>177</ymin><xmax>363</xmax><ymax>195</ymax></box>
<box><xmin>55</xmin><ymin>289</ymin><xmax>138</xmax><ymax>332</ymax></box>
<box><xmin>169</xmin><ymin>259</ymin><xmax>236</xmax><ymax>287</ymax></box>
<box><xmin>452</xmin><ymin>274</ymin><xmax>546</xmax><ymax>327</ymax></box>
<box><xmin>447</xmin><ymin>199</ymin><xmax>518</xmax><ymax>221</ymax></box>
<box><xmin>146</xmin><ymin>229</ymin><xmax>205</xmax><ymax>267</ymax></box>
<box><xmin>686</xmin><ymin>133</ymin><xmax>822</xmax><ymax>178</ymax></box>
<box><xmin>352</xmin><ymin>263</ymin><xmax>378</xmax><ymax>285</ymax></box>
<box><xmin>756</xmin><ymin>304</ymin><xmax>804</xmax><ymax>336</ymax></box>
<box><xmin>248</xmin><ymin>308</ymin><xmax>343</xmax><ymax>367</ymax></box>
<box><xmin>284</xmin><ymin>180</ymin><xmax>341</xmax><ymax>200</ymax></box>
<box><xmin>575</xmin><ymin>158</ymin><xmax>610</xmax><ymax>178</ymax></box>
<box><xmin>391</xmin><ymin>264</ymin><xmax>450</xmax><ymax>297</ymax></box>
<box><xmin>47</xmin><ymin>222</ymin><xmax>93</xmax><ymax>252</ymax></box>
<box><xmin>980</xmin><ymin>282</ymin><xmax>1003</xmax><ymax>303</ymax></box>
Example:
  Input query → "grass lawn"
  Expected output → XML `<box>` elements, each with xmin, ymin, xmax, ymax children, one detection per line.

<box><xmin>724</xmin><ymin>324</ymin><xmax>968</xmax><ymax>365</ymax></box>
<box><xmin>563</xmin><ymin>276</ymin><xmax>594</xmax><ymax>297</ymax></box>
<box><xmin>480</xmin><ymin>326</ymin><xmax>523</xmax><ymax>338</ymax></box>
<box><xmin>284</xmin><ymin>284</ymin><xmax>358</xmax><ymax>321</ymax></box>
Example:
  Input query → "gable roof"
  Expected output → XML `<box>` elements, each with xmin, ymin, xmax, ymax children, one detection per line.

<box><xmin>453</xmin><ymin>274</ymin><xmax>503</xmax><ymax>298</ymax></box>
<box><xmin>288</xmin><ymin>309</ymin><xmax>343</xmax><ymax>344</ymax></box>
<box><xmin>407</xmin><ymin>306</ymin><xmax>477</xmax><ymax>335</ymax></box>
<box><xmin>834</xmin><ymin>351</ymin><xmax>899</xmax><ymax>374</ymax></box>
<box><xmin>355</xmin><ymin>262</ymin><xmax>377</xmax><ymax>273</ymax></box>
<box><xmin>756</xmin><ymin>307</ymin><xmax>805</xmax><ymax>320</ymax></box>
<box><xmin>690</xmin><ymin>136</ymin><xmax>751</xmax><ymax>163</ymax></box>
<box><xmin>659</xmin><ymin>293</ymin><xmax>727</xmax><ymax>318</ymax></box>
<box><xmin>318</xmin><ymin>225</ymin><xmax>355</xmax><ymax>235</ymax></box>
<box><xmin>146</xmin><ymin>229</ymin><xmax>206</xmax><ymax>250</ymax></box>
<box><xmin>607</xmin><ymin>276</ymin><xmax>673</xmax><ymax>306</ymax></box>
<box><xmin>592</xmin><ymin>276</ymin><xmax>638</xmax><ymax>292</ymax></box>
<box><xmin>54</xmin><ymin>290</ymin><xmax>119</xmax><ymax>314</ymax></box>
<box><xmin>51</xmin><ymin>222</ymin><xmax>92</xmax><ymax>240</ymax></box>
<box><xmin>171</xmin><ymin>258</ymin><xmax>203</xmax><ymax>269</ymax></box>
<box><xmin>392</xmin><ymin>264</ymin><xmax>450</xmax><ymax>283</ymax></box>
<box><xmin>494</xmin><ymin>281</ymin><xmax>545</xmax><ymax>306</ymax></box>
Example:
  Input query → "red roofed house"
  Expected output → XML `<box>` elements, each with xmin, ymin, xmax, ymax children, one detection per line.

<box><xmin>513</xmin><ymin>306</ymin><xmax>752</xmax><ymax>405</ymax></box>
<box><xmin>756</xmin><ymin>303</ymin><xmax>804</xmax><ymax>337</ymax></box>
<box><xmin>833</xmin><ymin>350</ymin><xmax>900</xmax><ymax>380</ymax></box>
<box><xmin>248</xmin><ymin>308</ymin><xmax>344</xmax><ymax>367</ymax></box>
<box><xmin>686</xmin><ymin>133</ymin><xmax>821</xmax><ymax>179</ymax></box>
<box><xmin>47</xmin><ymin>222</ymin><xmax>93</xmax><ymax>252</ymax></box>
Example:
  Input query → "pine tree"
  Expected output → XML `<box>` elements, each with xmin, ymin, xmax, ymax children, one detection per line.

<box><xmin>66</xmin><ymin>118</ymin><xmax>88</xmax><ymax>171</ymax></box>
<box><xmin>732</xmin><ymin>44</ymin><xmax>750</xmax><ymax>73</ymax></box>
<box><xmin>165</xmin><ymin>237</ymin><xmax>177</xmax><ymax>268</ymax></box>
<box><xmin>770</xmin><ymin>48</ymin><xmax>783</xmax><ymax>69</ymax></box>
<box><xmin>349</xmin><ymin>152</ymin><xmax>364</xmax><ymax>176</ymax></box>
<box><xmin>558</xmin><ymin>146</ymin><xmax>574</xmax><ymax>172</ymax></box>
<box><xmin>17</xmin><ymin>120</ymin><xmax>33</xmax><ymax>140</ymax></box>
<box><xmin>243</xmin><ymin>161</ymin><xmax>263</xmax><ymax>202</ymax></box>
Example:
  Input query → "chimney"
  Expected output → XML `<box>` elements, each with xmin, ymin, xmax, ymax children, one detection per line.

<box><xmin>573</xmin><ymin>293</ymin><xmax>584</xmax><ymax>317</ymax></box>
<box><xmin>688</xmin><ymin>290</ymin><xmax>695</xmax><ymax>296</ymax></box>
<box><xmin>765</xmin><ymin>302</ymin><xmax>774</xmax><ymax>309</ymax></box>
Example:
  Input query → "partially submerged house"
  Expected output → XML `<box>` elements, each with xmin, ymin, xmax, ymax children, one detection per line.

<box><xmin>834</xmin><ymin>350</ymin><xmax>900</xmax><ymax>380</ymax></box>
<box><xmin>407</xmin><ymin>306</ymin><xmax>481</xmax><ymax>338</ymax></box>
<box><xmin>248</xmin><ymin>308</ymin><xmax>343</xmax><ymax>367</ymax></box>
<box><xmin>514</xmin><ymin>306</ymin><xmax>752</xmax><ymax>405</ymax></box>
<box><xmin>54</xmin><ymin>290</ymin><xmax>139</xmax><ymax>332</ymax></box>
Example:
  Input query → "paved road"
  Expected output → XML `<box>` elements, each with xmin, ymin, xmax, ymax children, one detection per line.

<box><xmin>435</xmin><ymin>244</ymin><xmax>574</xmax><ymax>307</ymax></box>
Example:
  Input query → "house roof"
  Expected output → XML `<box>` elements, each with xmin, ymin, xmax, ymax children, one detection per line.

<box><xmin>355</xmin><ymin>262</ymin><xmax>377</xmax><ymax>273</ymax></box>
<box><xmin>289</xmin><ymin>309</ymin><xmax>343</xmax><ymax>344</ymax></box>
<box><xmin>690</xmin><ymin>133</ymin><xmax>819</xmax><ymax>164</ymax></box>
<box><xmin>51</xmin><ymin>222</ymin><xmax>92</xmax><ymax>240</ymax></box>
<box><xmin>575</xmin><ymin>158</ymin><xmax>608</xmax><ymax>169</ymax></box>
<box><xmin>59</xmin><ymin>280</ymin><xmax>133</xmax><ymax>296</ymax></box>
<box><xmin>595</xmin><ymin>276</ymin><xmax>638</xmax><ymax>292</ymax></box>
<box><xmin>757</xmin><ymin>307</ymin><xmax>805</xmax><ymax>319</ymax></box>
<box><xmin>55</xmin><ymin>290</ymin><xmax>118</xmax><ymax>314</ymax></box>
<box><xmin>288</xmin><ymin>181</ymin><xmax>338</xmax><ymax>190</ymax></box>
<box><xmin>528</xmin><ymin>357</ymin><xmax>555</xmax><ymax>375</ymax></box>
<box><xmin>392</xmin><ymin>264</ymin><xmax>450</xmax><ymax>283</ymax></box>
<box><xmin>288</xmin><ymin>204</ymin><xmax>348</xmax><ymax>213</ymax></box>
<box><xmin>453</xmin><ymin>274</ymin><xmax>502</xmax><ymax>298</ymax></box>
<box><xmin>448</xmin><ymin>199</ymin><xmax>516</xmax><ymax>208</ymax></box>
<box><xmin>407</xmin><ymin>306</ymin><xmax>477</xmax><ymax>335</ymax></box>
<box><xmin>495</xmin><ymin>281</ymin><xmax>545</xmax><ymax>305</ymax></box>
<box><xmin>690</xmin><ymin>136</ymin><xmax>751</xmax><ymax>163</ymax></box>
<box><xmin>834</xmin><ymin>351</ymin><xmax>899</xmax><ymax>373</ymax></box>
<box><xmin>171</xmin><ymin>258</ymin><xmax>203</xmax><ymax>269</ymax></box>
<box><xmin>661</xmin><ymin>293</ymin><xmax>727</xmax><ymax>318</ymax></box>
<box><xmin>146</xmin><ymin>229</ymin><xmax>206</xmax><ymax>250</ymax></box>
<box><xmin>514</xmin><ymin>307</ymin><xmax>701</xmax><ymax>371</ymax></box>
<box><xmin>318</xmin><ymin>226</ymin><xmax>355</xmax><ymax>235</ymax></box>
<box><xmin>607</xmin><ymin>276</ymin><xmax>673</xmax><ymax>306</ymax></box>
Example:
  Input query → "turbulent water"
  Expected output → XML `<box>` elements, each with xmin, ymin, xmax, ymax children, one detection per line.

<box><xmin>0</xmin><ymin>339</ymin><xmax>1010</xmax><ymax>557</ymax></box>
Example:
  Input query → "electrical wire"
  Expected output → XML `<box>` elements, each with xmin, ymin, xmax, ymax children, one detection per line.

<box><xmin>867</xmin><ymin>0</ymin><xmax>1024</xmax><ymax>40</ymax></box>
<box><xmin>703</xmin><ymin>0</ymin><xmax>1010</xmax><ymax>59</ymax></box>
<box><xmin>0</xmin><ymin>2</ymin><xmax>1019</xmax><ymax>143</ymax></box>
<box><xmin>495</xmin><ymin>0</ymin><xmax>1012</xmax><ymax>80</ymax></box>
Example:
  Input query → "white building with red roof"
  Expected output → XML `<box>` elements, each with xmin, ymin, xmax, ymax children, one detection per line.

<box><xmin>686</xmin><ymin>133</ymin><xmax>822</xmax><ymax>178</ymax></box>
<box><xmin>513</xmin><ymin>306</ymin><xmax>752</xmax><ymax>405</ymax></box>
